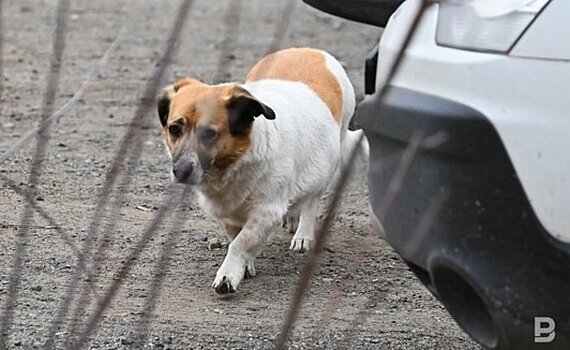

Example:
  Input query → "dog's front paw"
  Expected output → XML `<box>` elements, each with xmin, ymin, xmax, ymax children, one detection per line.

<box><xmin>289</xmin><ymin>235</ymin><xmax>313</xmax><ymax>253</ymax></box>
<box><xmin>212</xmin><ymin>275</ymin><xmax>236</xmax><ymax>294</ymax></box>
<box><xmin>212</xmin><ymin>258</ymin><xmax>250</xmax><ymax>294</ymax></box>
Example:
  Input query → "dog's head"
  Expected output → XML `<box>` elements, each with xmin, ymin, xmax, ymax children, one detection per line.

<box><xmin>158</xmin><ymin>78</ymin><xmax>275</xmax><ymax>185</ymax></box>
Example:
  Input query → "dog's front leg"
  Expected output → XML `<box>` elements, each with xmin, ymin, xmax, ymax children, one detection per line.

<box><xmin>212</xmin><ymin>211</ymin><xmax>280</xmax><ymax>294</ymax></box>
<box><xmin>222</xmin><ymin>222</ymin><xmax>242</xmax><ymax>241</ymax></box>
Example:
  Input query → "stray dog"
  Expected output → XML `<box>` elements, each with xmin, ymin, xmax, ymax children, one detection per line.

<box><xmin>157</xmin><ymin>47</ymin><xmax>366</xmax><ymax>294</ymax></box>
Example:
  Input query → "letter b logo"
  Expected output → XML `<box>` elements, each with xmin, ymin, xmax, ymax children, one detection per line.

<box><xmin>535</xmin><ymin>317</ymin><xmax>556</xmax><ymax>343</ymax></box>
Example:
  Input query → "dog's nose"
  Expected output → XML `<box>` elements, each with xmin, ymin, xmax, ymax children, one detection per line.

<box><xmin>173</xmin><ymin>160</ymin><xmax>194</xmax><ymax>183</ymax></box>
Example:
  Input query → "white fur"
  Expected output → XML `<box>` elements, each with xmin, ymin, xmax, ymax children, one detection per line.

<box><xmin>323</xmin><ymin>50</ymin><xmax>356</xmax><ymax>143</ymax></box>
<box><xmin>321</xmin><ymin>51</ymin><xmax>369</xmax><ymax>199</ymax></box>
<box><xmin>201</xmin><ymin>53</ymin><xmax>361</xmax><ymax>294</ymax></box>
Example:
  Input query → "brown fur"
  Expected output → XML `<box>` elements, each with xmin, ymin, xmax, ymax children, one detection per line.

<box><xmin>222</xmin><ymin>223</ymin><xmax>242</xmax><ymax>240</ymax></box>
<box><xmin>162</xmin><ymin>81</ymin><xmax>252</xmax><ymax>171</ymax></box>
<box><xmin>246</xmin><ymin>47</ymin><xmax>343</xmax><ymax>123</ymax></box>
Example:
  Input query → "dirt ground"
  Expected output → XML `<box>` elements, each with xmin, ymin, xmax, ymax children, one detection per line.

<box><xmin>0</xmin><ymin>0</ymin><xmax>480</xmax><ymax>349</ymax></box>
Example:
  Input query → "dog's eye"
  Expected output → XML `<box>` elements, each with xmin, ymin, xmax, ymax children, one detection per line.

<box><xmin>197</xmin><ymin>127</ymin><xmax>218</xmax><ymax>142</ymax></box>
<box><xmin>168</xmin><ymin>124</ymin><xmax>183</xmax><ymax>138</ymax></box>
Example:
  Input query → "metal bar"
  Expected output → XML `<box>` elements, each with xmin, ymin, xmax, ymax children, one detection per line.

<box><xmin>275</xmin><ymin>1</ymin><xmax>429</xmax><ymax>348</ymax></box>
<box><xmin>0</xmin><ymin>0</ymin><xmax>70</xmax><ymax>347</ymax></box>
<box><xmin>132</xmin><ymin>200</ymin><xmax>191</xmax><ymax>345</ymax></box>
<box><xmin>213</xmin><ymin>0</ymin><xmax>242</xmax><ymax>84</ymax></box>
<box><xmin>265</xmin><ymin>0</ymin><xmax>296</xmax><ymax>55</ymax></box>
<box><xmin>0</xmin><ymin>34</ymin><xmax>51</xmax><ymax>58</ymax></box>
<box><xmin>0</xmin><ymin>30</ymin><xmax>123</xmax><ymax>164</ymax></box>
<box><xmin>0</xmin><ymin>174</ymin><xmax>101</xmax><ymax>300</ymax></box>
<box><xmin>43</xmin><ymin>1</ymin><xmax>195</xmax><ymax>348</ymax></box>
<box><xmin>0</xmin><ymin>0</ymin><xmax>3</xmax><ymax>121</ymax></box>
<box><xmin>67</xmin><ymin>185</ymin><xmax>189</xmax><ymax>350</ymax></box>
<box><xmin>308</xmin><ymin>132</ymin><xmax>449</xmax><ymax>341</ymax></box>
<box><xmin>130</xmin><ymin>0</ymin><xmax>299</xmax><ymax>342</ymax></box>
<box><xmin>275</xmin><ymin>132</ymin><xmax>365</xmax><ymax>350</ymax></box>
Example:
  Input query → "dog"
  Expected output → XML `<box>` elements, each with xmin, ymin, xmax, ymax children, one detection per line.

<box><xmin>157</xmin><ymin>47</ymin><xmax>366</xmax><ymax>294</ymax></box>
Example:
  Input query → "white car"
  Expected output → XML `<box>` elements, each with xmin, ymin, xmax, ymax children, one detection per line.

<box><xmin>305</xmin><ymin>0</ymin><xmax>570</xmax><ymax>349</ymax></box>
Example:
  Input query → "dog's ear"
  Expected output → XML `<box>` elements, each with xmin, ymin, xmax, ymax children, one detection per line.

<box><xmin>227</xmin><ymin>87</ymin><xmax>275</xmax><ymax>135</ymax></box>
<box><xmin>157</xmin><ymin>87</ymin><xmax>172</xmax><ymax>127</ymax></box>
<box><xmin>157</xmin><ymin>78</ymin><xmax>199</xmax><ymax>127</ymax></box>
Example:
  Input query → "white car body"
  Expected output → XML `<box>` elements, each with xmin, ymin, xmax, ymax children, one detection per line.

<box><xmin>376</xmin><ymin>0</ymin><xmax>570</xmax><ymax>244</ymax></box>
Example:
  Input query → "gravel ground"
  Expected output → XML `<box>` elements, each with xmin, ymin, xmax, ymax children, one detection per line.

<box><xmin>0</xmin><ymin>0</ymin><xmax>479</xmax><ymax>349</ymax></box>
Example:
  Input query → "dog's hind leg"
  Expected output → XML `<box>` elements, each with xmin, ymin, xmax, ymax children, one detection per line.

<box><xmin>282</xmin><ymin>214</ymin><xmax>300</xmax><ymax>234</ymax></box>
<box><xmin>289</xmin><ymin>196</ymin><xmax>320</xmax><ymax>253</ymax></box>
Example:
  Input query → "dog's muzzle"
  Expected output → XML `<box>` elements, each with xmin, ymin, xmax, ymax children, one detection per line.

<box><xmin>172</xmin><ymin>158</ymin><xmax>195</xmax><ymax>184</ymax></box>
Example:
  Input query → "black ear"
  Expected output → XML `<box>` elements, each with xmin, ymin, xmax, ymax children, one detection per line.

<box><xmin>157</xmin><ymin>94</ymin><xmax>170</xmax><ymax>127</ymax></box>
<box><xmin>227</xmin><ymin>88</ymin><xmax>275</xmax><ymax>135</ymax></box>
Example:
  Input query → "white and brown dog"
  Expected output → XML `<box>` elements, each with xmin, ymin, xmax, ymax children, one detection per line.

<box><xmin>158</xmin><ymin>47</ymin><xmax>365</xmax><ymax>294</ymax></box>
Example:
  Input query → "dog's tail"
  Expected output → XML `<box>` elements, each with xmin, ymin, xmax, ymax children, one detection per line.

<box><xmin>342</xmin><ymin>129</ymin><xmax>369</xmax><ymax>177</ymax></box>
<box><xmin>323</xmin><ymin>129</ymin><xmax>369</xmax><ymax>202</ymax></box>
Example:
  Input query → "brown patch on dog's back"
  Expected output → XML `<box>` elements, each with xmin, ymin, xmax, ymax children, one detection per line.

<box><xmin>246</xmin><ymin>47</ymin><xmax>343</xmax><ymax>123</ymax></box>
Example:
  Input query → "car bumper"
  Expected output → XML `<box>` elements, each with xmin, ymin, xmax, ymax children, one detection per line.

<box><xmin>357</xmin><ymin>86</ymin><xmax>570</xmax><ymax>349</ymax></box>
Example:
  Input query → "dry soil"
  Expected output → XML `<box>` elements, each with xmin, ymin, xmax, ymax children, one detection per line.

<box><xmin>0</xmin><ymin>0</ymin><xmax>479</xmax><ymax>349</ymax></box>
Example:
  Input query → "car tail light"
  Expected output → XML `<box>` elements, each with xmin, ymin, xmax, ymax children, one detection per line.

<box><xmin>436</xmin><ymin>0</ymin><xmax>550</xmax><ymax>53</ymax></box>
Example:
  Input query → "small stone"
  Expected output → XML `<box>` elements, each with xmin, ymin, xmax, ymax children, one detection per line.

<box><xmin>35</xmin><ymin>195</ymin><xmax>44</xmax><ymax>201</ymax></box>
<box><xmin>120</xmin><ymin>337</ymin><xmax>133</xmax><ymax>345</ymax></box>
<box><xmin>135</xmin><ymin>204</ymin><xmax>154</xmax><ymax>212</ymax></box>
<box><xmin>208</xmin><ymin>238</ymin><xmax>222</xmax><ymax>250</ymax></box>
<box><xmin>333</xmin><ymin>20</ymin><xmax>344</xmax><ymax>30</ymax></box>
<box><xmin>31</xmin><ymin>285</ymin><xmax>42</xmax><ymax>292</ymax></box>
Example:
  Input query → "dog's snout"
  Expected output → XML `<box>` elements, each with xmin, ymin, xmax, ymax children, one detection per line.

<box><xmin>173</xmin><ymin>160</ymin><xmax>194</xmax><ymax>183</ymax></box>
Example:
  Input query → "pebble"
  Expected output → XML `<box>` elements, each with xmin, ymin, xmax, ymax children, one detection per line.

<box><xmin>333</xmin><ymin>19</ymin><xmax>345</xmax><ymax>30</ymax></box>
<box><xmin>208</xmin><ymin>238</ymin><xmax>222</xmax><ymax>250</ymax></box>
